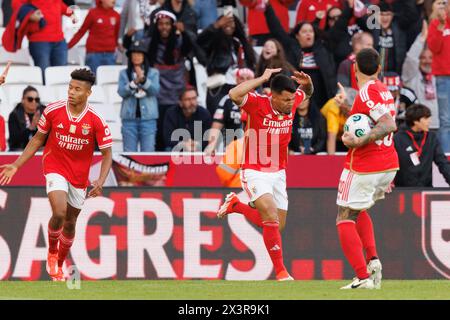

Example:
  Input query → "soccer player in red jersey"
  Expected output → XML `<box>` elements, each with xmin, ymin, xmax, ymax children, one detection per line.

<box><xmin>337</xmin><ymin>48</ymin><xmax>399</xmax><ymax>289</ymax></box>
<box><xmin>0</xmin><ymin>69</ymin><xmax>113</xmax><ymax>281</ymax></box>
<box><xmin>218</xmin><ymin>68</ymin><xmax>314</xmax><ymax>281</ymax></box>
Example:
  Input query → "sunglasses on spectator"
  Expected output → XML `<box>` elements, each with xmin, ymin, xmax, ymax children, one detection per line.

<box><xmin>328</xmin><ymin>15</ymin><xmax>341</xmax><ymax>21</ymax></box>
<box><xmin>25</xmin><ymin>96</ymin><xmax>40</xmax><ymax>103</ymax></box>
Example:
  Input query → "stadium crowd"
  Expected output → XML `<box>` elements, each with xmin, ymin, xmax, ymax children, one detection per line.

<box><xmin>0</xmin><ymin>0</ymin><xmax>449</xmax><ymax>157</ymax></box>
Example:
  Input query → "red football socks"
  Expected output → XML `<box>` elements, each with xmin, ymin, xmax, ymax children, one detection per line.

<box><xmin>233</xmin><ymin>202</ymin><xmax>263</xmax><ymax>228</ymax></box>
<box><xmin>356</xmin><ymin>210</ymin><xmax>378</xmax><ymax>262</ymax></box>
<box><xmin>262</xmin><ymin>220</ymin><xmax>286</xmax><ymax>275</ymax></box>
<box><xmin>337</xmin><ymin>220</ymin><xmax>369</xmax><ymax>279</ymax></box>
<box><xmin>58</xmin><ymin>232</ymin><xmax>75</xmax><ymax>267</ymax></box>
<box><xmin>48</xmin><ymin>224</ymin><xmax>63</xmax><ymax>255</ymax></box>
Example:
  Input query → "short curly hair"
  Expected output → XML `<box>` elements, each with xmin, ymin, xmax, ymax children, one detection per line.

<box><xmin>71</xmin><ymin>68</ymin><xmax>96</xmax><ymax>86</ymax></box>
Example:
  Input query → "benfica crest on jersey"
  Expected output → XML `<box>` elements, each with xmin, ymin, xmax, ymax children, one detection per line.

<box><xmin>421</xmin><ymin>191</ymin><xmax>450</xmax><ymax>279</ymax></box>
<box><xmin>81</xmin><ymin>123</ymin><xmax>91</xmax><ymax>135</ymax></box>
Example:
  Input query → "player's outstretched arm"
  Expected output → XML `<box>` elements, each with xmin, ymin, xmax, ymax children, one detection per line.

<box><xmin>0</xmin><ymin>131</ymin><xmax>47</xmax><ymax>185</ymax></box>
<box><xmin>342</xmin><ymin>113</ymin><xmax>397</xmax><ymax>148</ymax></box>
<box><xmin>229</xmin><ymin>68</ymin><xmax>281</xmax><ymax>106</ymax></box>
<box><xmin>88</xmin><ymin>147</ymin><xmax>112</xmax><ymax>198</ymax></box>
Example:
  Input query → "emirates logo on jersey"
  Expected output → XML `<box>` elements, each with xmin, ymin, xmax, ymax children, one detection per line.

<box><xmin>56</xmin><ymin>132</ymin><xmax>89</xmax><ymax>151</ymax></box>
<box><xmin>82</xmin><ymin>123</ymin><xmax>91</xmax><ymax>135</ymax></box>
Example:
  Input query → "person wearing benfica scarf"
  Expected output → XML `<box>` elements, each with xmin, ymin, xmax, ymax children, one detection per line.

<box><xmin>7</xmin><ymin>86</ymin><xmax>45</xmax><ymax>151</ymax></box>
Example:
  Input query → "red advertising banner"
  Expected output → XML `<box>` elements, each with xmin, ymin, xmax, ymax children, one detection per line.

<box><xmin>0</xmin><ymin>153</ymin><xmax>345</xmax><ymax>187</ymax></box>
<box><xmin>0</xmin><ymin>187</ymin><xmax>448</xmax><ymax>281</ymax></box>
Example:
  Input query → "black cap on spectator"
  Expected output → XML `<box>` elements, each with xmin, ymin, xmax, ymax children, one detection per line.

<box><xmin>127</xmin><ymin>39</ymin><xmax>149</xmax><ymax>57</ymax></box>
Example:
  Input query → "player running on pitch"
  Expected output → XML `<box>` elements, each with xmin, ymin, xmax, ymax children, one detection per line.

<box><xmin>0</xmin><ymin>69</ymin><xmax>113</xmax><ymax>281</ymax></box>
<box><xmin>217</xmin><ymin>68</ymin><xmax>313</xmax><ymax>281</ymax></box>
<box><xmin>337</xmin><ymin>48</ymin><xmax>399</xmax><ymax>289</ymax></box>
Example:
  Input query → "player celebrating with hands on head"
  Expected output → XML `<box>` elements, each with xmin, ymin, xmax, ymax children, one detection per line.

<box><xmin>337</xmin><ymin>48</ymin><xmax>399</xmax><ymax>289</ymax></box>
<box><xmin>218</xmin><ymin>68</ymin><xmax>313</xmax><ymax>281</ymax></box>
<box><xmin>0</xmin><ymin>69</ymin><xmax>113</xmax><ymax>281</ymax></box>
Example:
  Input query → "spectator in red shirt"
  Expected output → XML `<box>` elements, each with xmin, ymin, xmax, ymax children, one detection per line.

<box><xmin>12</xmin><ymin>0</ymin><xmax>77</xmax><ymax>81</ymax></box>
<box><xmin>295</xmin><ymin>0</ymin><xmax>342</xmax><ymax>30</ymax></box>
<box><xmin>427</xmin><ymin>0</ymin><xmax>450</xmax><ymax>152</ymax></box>
<box><xmin>240</xmin><ymin>0</ymin><xmax>294</xmax><ymax>46</ymax></box>
<box><xmin>68</xmin><ymin>0</ymin><xmax>121</xmax><ymax>75</ymax></box>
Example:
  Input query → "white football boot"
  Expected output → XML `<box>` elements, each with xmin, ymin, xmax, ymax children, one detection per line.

<box><xmin>367</xmin><ymin>258</ymin><xmax>382</xmax><ymax>289</ymax></box>
<box><xmin>340</xmin><ymin>277</ymin><xmax>375</xmax><ymax>290</ymax></box>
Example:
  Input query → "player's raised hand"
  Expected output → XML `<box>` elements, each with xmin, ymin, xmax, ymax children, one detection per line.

<box><xmin>334</xmin><ymin>82</ymin><xmax>347</xmax><ymax>106</ymax></box>
<box><xmin>291</xmin><ymin>71</ymin><xmax>312</xmax><ymax>86</ymax></box>
<box><xmin>342</xmin><ymin>131</ymin><xmax>362</xmax><ymax>149</ymax></box>
<box><xmin>0</xmin><ymin>61</ymin><xmax>12</xmax><ymax>86</ymax></box>
<box><xmin>420</xmin><ymin>20</ymin><xmax>428</xmax><ymax>42</ymax></box>
<box><xmin>261</xmin><ymin>68</ymin><xmax>282</xmax><ymax>82</ymax></box>
<box><xmin>0</xmin><ymin>164</ymin><xmax>18</xmax><ymax>185</ymax></box>
<box><xmin>87</xmin><ymin>180</ymin><xmax>103</xmax><ymax>198</ymax></box>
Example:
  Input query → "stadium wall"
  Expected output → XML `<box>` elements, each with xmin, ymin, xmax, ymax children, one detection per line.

<box><xmin>2</xmin><ymin>153</ymin><xmax>449</xmax><ymax>188</ymax></box>
<box><xmin>0</xmin><ymin>188</ymin><xmax>449</xmax><ymax>281</ymax></box>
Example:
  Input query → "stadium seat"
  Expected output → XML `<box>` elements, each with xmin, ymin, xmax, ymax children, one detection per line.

<box><xmin>3</xmin><ymin>84</ymin><xmax>30</xmax><ymax>108</ymax></box>
<box><xmin>4</xmin><ymin>66</ymin><xmax>43</xmax><ymax>85</ymax></box>
<box><xmin>34</xmin><ymin>85</ymin><xmax>57</xmax><ymax>105</ymax></box>
<box><xmin>68</xmin><ymin>45</ymin><xmax>86</xmax><ymax>66</ymax></box>
<box><xmin>88</xmin><ymin>85</ymin><xmax>106</xmax><ymax>104</ymax></box>
<box><xmin>90</xmin><ymin>102</ymin><xmax>123</xmax><ymax>145</ymax></box>
<box><xmin>0</xmin><ymin>47</ymin><xmax>33</xmax><ymax>65</ymax></box>
<box><xmin>0</xmin><ymin>28</ymin><xmax>32</xmax><ymax>65</ymax></box>
<box><xmin>45</xmin><ymin>65</ymin><xmax>86</xmax><ymax>86</ymax></box>
<box><xmin>193</xmin><ymin>58</ymin><xmax>207</xmax><ymax>108</ymax></box>
<box><xmin>96</xmin><ymin>65</ymin><xmax>126</xmax><ymax>86</ymax></box>
<box><xmin>0</xmin><ymin>87</ymin><xmax>11</xmax><ymax>119</ymax></box>
<box><xmin>103</xmin><ymin>83</ymin><xmax>121</xmax><ymax>103</ymax></box>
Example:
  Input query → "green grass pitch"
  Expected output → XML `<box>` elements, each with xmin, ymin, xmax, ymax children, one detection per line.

<box><xmin>0</xmin><ymin>280</ymin><xmax>449</xmax><ymax>300</ymax></box>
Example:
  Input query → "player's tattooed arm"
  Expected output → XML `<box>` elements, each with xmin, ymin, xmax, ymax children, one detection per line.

<box><xmin>229</xmin><ymin>68</ymin><xmax>281</xmax><ymax>106</ymax></box>
<box><xmin>361</xmin><ymin>113</ymin><xmax>397</xmax><ymax>145</ymax></box>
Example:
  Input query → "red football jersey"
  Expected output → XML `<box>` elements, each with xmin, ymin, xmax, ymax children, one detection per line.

<box><xmin>240</xmin><ymin>89</ymin><xmax>305</xmax><ymax>172</ymax></box>
<box><xmin>38</xmin><ymin>100</ymin><xmax>113</xmax><ymax>188</ymax></box>
<box><xmin>344</xmin><ymin>80</ymin><xmax>399</xmax><ymax>173</ymax></box>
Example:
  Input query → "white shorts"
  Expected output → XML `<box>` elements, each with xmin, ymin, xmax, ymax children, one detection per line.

<box><xmin>336</xmin><ymin>168</ymin><xmax>397</xmax><ymax>210</ymax></box>
<box><xmin>45</xmin><ymin>173</ymin><xmax>87</xmax><ymax>209</ymax></box>
<box><xmin>240</xmin><ymin>169</ymin><xmax>288</xmax><ymax>211</ymax></box>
